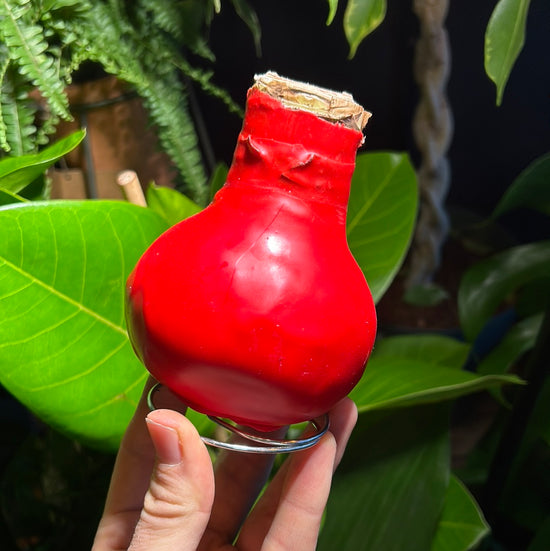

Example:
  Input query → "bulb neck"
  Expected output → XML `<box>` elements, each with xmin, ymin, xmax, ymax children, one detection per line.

<box><xmin>226</xmin><ymin>82</ymin><xmax>369</xmax><ymax>208</ymax></box>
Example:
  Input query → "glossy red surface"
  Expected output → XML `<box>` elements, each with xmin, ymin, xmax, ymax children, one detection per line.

<box><xmin>126</xmin><ymin>88</ymin><xmax>377</xmax><ymax>430</ymax></box>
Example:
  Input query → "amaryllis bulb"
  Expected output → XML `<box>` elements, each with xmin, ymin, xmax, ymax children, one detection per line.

<box><xmin>126</xmin><ymin>72</ymin><xmax>377</xmax><ymax>431</ymax></box>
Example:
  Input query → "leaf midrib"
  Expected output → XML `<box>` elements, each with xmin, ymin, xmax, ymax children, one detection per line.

<box><xmin>0</xmin><ymin>256</ymin><xmax>127</xmax><ymax>336</ymax></box>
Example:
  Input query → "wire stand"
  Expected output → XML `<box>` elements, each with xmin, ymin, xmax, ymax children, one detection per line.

<box><xmin>147</xmin><ymin>382</ymin><xmax>330</xmax><ymax>454</ymax></box>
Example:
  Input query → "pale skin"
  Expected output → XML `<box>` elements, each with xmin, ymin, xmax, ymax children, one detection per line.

<box><xmin>92</xmin><ymin>379</ymin><xmax>358</xmax><ymax>551</ymax></box>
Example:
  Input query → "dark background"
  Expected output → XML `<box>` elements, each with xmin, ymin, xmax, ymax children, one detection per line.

<box><xmin>197</xmin><ymin>0</ymin><xmax>549</xmax><ymax>226</ymax></box>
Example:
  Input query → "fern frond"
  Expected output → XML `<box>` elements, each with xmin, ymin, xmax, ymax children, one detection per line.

<box><xmin>176</xmin><ymin>58</ymin><xmax>243</xmax><ymax>118</ymax></box>
<box><xmin>0</xmin><ymin>68</ymin><xmax>38</xmax><ymax>155</ymax></box>
<box><xmin>76</xmin><ymin>1</ymin><xmax>209</xmax><ymax>203</ymax></box>
<box><xmin>0</xmin><ymin>0</ymin><xmax>70</xmax><ymax>120</ymax></box>
<box><xmin>137</xmin><ymin>74</ymin><xmax>209</xmax><ymax>204</ymax></box>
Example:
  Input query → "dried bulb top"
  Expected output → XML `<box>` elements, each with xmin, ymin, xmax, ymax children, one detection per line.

<box><xmin>253</xmin><ymin>71</ymin><xmax>371</xmax><ymax>133</ymax></box>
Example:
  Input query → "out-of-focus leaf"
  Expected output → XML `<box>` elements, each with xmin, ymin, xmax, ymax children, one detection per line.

<box><xmin>347</xmin><ymin>152</ymin><xmax>417</xmax><ymax>303</ymax></box>
<box><xmin>326</xmin><ymin>0</ymin><xmax>339</xmax><ymax>24</ymax></box>
<box><xmin>0</xmin><ymin>201</ymin><xmax>168</xmax><ymax>451</ymax></box>
<box><xmin>404</xmin><ymin>282</ymin><xmax>450</xmax><ymax>307</ymax></box>
<box><xmin>458</xmin><ymin>241</ymin><xmax>550</xmax><ymax>341</ymax></box>
<box><xmin>0</xmin><ymin>189</ymin><xmax>26</xmax><ymax>206</ymax></box>
<box><xmin>146</xmin><ymin>183</ymin><xmax>202</xmax><ymax>227</ymax></box>
<box><xmin>209</xmin><ymin>162</ymin><xmax>228</xmax><ymax>202</ymax></box>
<box><xmin>343</xmin><ymin>0</ymin><xmax>387</xmax><ymax>58</ymax></box>
<box><xmin>0</xmin><ymin>130</ymin><xmax>85</xmax><ymax>193</ymax></box>
<box><xmin>430</xmin><ymin>475</ymin><xmax>489</xmax><ymax>551</ymax></box>
<box><xmin>477</xmin><ymin>314</ymin><xmax>542</xmax><ymax>377</ymax></box>
<box><xmin>371</xmin><ymin>334</ymin><xmax>470</xmax><ymax>370</ymax></box>
<box><xmin>319</xmin><ymin>405</ymin><xmax>449</xmax><ymax>550</ymax></box>
<box><xmin>230</xmin><ymin>0</ymin><xmax>262</xmax><ymax>56</ymax></box>
<box><xmin>484</xmin><ymin>0</ymin><xmax>532</xmax><ymax>105</ymax></box>
<box><xmin>493</xmin><ymin>153</ymin><xmax>550</xmax><ymax>217</ymax></box>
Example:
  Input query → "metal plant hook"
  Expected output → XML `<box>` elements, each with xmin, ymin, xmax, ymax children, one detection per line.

<box><xmin>147</xmin><ymin>382</ymin><xmax>330</xmax><ymax>454</ymax></box>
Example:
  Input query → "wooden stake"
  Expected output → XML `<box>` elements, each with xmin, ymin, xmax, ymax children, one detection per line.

<box><xmin>117</xmin><ymin>170</ymin><xmax>147</xmax><ymax>207</ymax></box>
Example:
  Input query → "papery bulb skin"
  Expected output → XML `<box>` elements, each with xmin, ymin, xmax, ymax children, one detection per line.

<box><xmin>126</xmin><ymin>73</ymin><xmax>377</xmax><ymax>431</ymax></box>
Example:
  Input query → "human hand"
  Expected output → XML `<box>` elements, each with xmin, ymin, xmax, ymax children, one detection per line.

<box><xmin>92</xmin><ymin>379</ymin><xmax>358</xmax><ymax>551</ymax></box>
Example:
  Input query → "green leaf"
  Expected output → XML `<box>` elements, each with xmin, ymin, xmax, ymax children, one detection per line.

<box><xmin>209</xmin><ymin>162</ymin><xmax>228</xmax><ymax>202</ymax></box>
<box><xmin>351</xmin><ymin>335</ymin><xmax>522</xmax><ymax>412</ymax></box>
<box><xmin>146</xmin><ymin>183</ymin><xmax>202</xmax><ymax>227</ymax></box>
<box><xmin>0</xmin><ymin>189</ymin><xmax>26</xmax><ymax>206</ymax></box>
<box><xmin>477</xmin><ymin>314</ymin><xmax>543</xmax><ymax>377</ymax></box>
<box><xmin>493</xmin><ymin>153</ymin><xmax>550</xmax><ymax>217</ymax></box>
<box><xmin>347</xmin><ymin>152</ymin><xmax>418</xmax><ymax>303</ymax></box>
<box><xmin>0</xmin><ymin>200</ymin><xmax>169</xmax><ymax>451</ymax></box>
<box><xmin>458</xmin><ymin>241</ymin><xmax>550</xmax><ymax>341</ymax></box>
<box><xmin>319</xmin><ymin>405</ymin><xmax>450</xmax><ymax>550</ymax></box>
<box><xmin>0</xmin><ymin>130</ymin><xmax>85</xmax><ymax>193</ymax></box>
<box><xmin>343</xmin><ymin>0</ymin><xmax>387</xmax><ymax>58</ymax></box>
<box><xmin>484</xmin><ymin>0</ymin><xmax>532</xmax><ymax>105</ymax></box>
<box><xmin>431</xmin><ymin>475</ymin><xmax>489</xmax><ymax>551</ymax></box>
<box><xmin>326</xmin><ymin>0</ymin><xmax>339</xmax><ymax>25</ymax></box>
<box><xmin>371</xmin><ymin>334</ymin><xmax>471</xmax><ymax>370</ymax></box>
<box><xmin>230</xmin><ymin>0</ymin><xmax>262</xmax><ymax>56</ymax></box>
<box><xmin>404</xmin><ymin>282</ymin><xmax>450</xmax><ymax>307</ymax></box>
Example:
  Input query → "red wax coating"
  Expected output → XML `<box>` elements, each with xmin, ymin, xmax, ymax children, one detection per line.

<box><xmin>126</xmin><ymin>88</ymin><xmax>377</xmax><ymax>430</ymax></box>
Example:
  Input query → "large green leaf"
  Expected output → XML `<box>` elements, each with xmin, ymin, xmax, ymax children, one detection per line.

<box><xmin>458</xmin><ymin>241</ymin><xmax>550</xmax><ymax>341</ymax></box>
<box><xmin>351</xmin><ymin>335</ymin><xmax>522</xmax><ymax>412</ymax></box>
<box><xmin>372</xmin><ymin>334</ymin><xmax>471</xmax><ymax>370</ymax></box>
<box><xmin>347</xmin><ymin>152</ymin><xmax>417</xmax><ymax>303</ymax></box>
<box><xmin>0</xmin><ymin>200</ymin><xmax>169</xmax><ymax>451</ymax></box>
<box><xmin>493</xmin><ymin>153</ymin><xmax>550</xmax><ymax>217</ymax></box>
<box><xmin>484</xmin><ymin>0</ymin><xmax>532</xmax><ymax>105</ymax></box>
<box><xmin>431</xmin><ymin>475</ymin><xmax>489</xmax><ymax>551</ymax></box>
<box><xmin>343</xmin><ymin>0</ymin><xmax>387</xmax><ymax>58</ymax></box>
<box><xmin>0</xmin><ymin>130</ymin><xmax>85</xmax><ymax>193</ymax></box>
<box><xmin>319</xmin><ymin>405</ymin><xmax>450</xmax><ymax>550</ymax></box>
<box><xmin>351</xmin><ymin>357</ymin><xmax>522</xmax><ymax>413</ymax></box>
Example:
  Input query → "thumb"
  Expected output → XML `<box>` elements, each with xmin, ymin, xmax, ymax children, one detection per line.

<box><xmin>128</xmin><ymin>409</ymin><xmax>215</xmax><ymax>551</ymax></box>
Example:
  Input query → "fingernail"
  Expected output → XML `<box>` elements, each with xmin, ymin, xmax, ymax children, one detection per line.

<box><xmin>146</xmin><ymin>418</ymin><xmax>183</xmax><ymax>465</ymax></box>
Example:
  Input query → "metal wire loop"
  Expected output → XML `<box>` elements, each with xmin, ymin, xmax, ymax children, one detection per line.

<box><xmin>147</xmin><ymin>382</ymin><xmax>329</xmax><ymax>454</ymax></box>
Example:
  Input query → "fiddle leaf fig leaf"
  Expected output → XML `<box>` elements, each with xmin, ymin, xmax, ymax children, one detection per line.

<box><xmin>484</xmin><ymin>0</ymin><xmax>532</xmax><ymax>105</ymax></box>
<box><xmin>459</xmin><ymin>241</ymin><xmax>550</xmax><ymax>341</ymax></box>
<box><xmin>347</xmin><ymin>152</ymin><xmax>418</xmax><ymax>303</ymax></box>
<box><xmin>431</xmin><ymin>475</ymin><xmax>490</xmax><ymax>551</ymax></box>
<box><xmin>0</xmin><ymin>200</ymin><xmax>169</xmax><ymax>451</ymax></box>
<box><xmin>493</xmin><ymin>153</ymin><xmax>550</xmax><ymax>217</ymax></box>
<box><xmin>343</xmin><ymin>0</ymin><xmax>387</xmax><ymax>58</ymax></box>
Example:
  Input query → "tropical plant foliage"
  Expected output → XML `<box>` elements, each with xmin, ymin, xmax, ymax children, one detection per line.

<box><xmin>0</xmin><ymin>141</ymin><xmax>523</xmax><ymax>549</ymax></box>
<box><xmin>326</xmin><ymin>0</ymin><xmax>533</xmax><ymax>105</ymax></box>
<box><xmin>0</xmin><ymin>0</ymin><xmax>253</xmax><ymax>204</ymax></box>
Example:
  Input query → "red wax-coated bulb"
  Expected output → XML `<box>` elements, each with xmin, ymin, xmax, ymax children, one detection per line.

<box><xmin>126</xmin><ymin>73</ymin><xmax>377</xmax><ymax>431</ymax></box>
